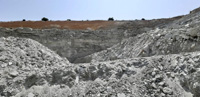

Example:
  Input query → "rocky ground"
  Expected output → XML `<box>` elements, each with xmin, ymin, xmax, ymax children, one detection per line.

<box><xmin>1</xmin><ymin>7</ymin><xmax>200</xmax><ymax>97</ymax></box>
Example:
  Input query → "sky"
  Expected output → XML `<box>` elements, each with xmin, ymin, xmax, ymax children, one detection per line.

<box><xmin>1</xmin><ymin>0</ymin><xmax>200</xmax><ymax>21</ymax></box>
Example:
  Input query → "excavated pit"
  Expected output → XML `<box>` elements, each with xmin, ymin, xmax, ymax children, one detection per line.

<box><xmin>1</xmin><ymin>7</ymin><xmax>200</xmax><ymax>97</ymax></box>
<box><xmin>0</xmin><ymin>18</ymin><xmax>180</xmax><ymax>63</ymax></box>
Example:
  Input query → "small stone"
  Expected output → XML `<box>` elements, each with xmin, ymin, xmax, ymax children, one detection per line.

<box><xmin>158</xmin><ymin>66</ymin><xmax>163</xmax><ymax>70</ymax></box>
<box><xmin>150</xmin><ymin>94</ymin><xmax>155</xmax><ymax>97</ymax></box>
<box><xmin>158</xmin><ymin>82</ymin><xmax>165</xmax><ymax>86</ymax></box>
<box><xmin>153</xmin><ymin>68</ymin><xmax>159</xmax><ymax>72</ymax></box>
<box><xmin>152</xmin><ymin>78</ymin><xmax>156</xmax><ymax>82</ymax></box>
<box><xmin>155</xmin><ymin>74</ymin><xmax>161</xmax><ymax>78</ymax></box>
<box><xmin>155</xmin><ymin>75</ymin><xmax>163</xmax><ymax>82</ymax></box>
<box><xmin>1</xmin><ymin>63</ymin><xmax>7</xmax><ymax>68</ymax></box>
<box><xmin>152</xmin><ymin>83</ymin><xmax>157</xmax><ymax>89</ymax></box>
<box><xmin>9</xmin><ymin>71</ymin><xmax>19</xmax><ymax>77</ymax></box>
<box><xmin>185</xmin><ymin>24</ymin><xmax>190</xmax><ymax>27</ymax></box>
<box><xmin>160</xmin><ymin>93</ymin><xmax>166</xmax><ymax>97</ymax></box>
<box><xmin>157</xmin><ymin>34</ymin><xmax>161</xmax><ymax>37</ymax></box>
<box><xmin>97</xmin><ymin>93</ymin><xmax>101</xmax><ymax>97</ymax></box>
<box><xmin>191</xmin><ymin>44</ymin><xmax>195</xmax><ymax>48</ymax></box>
<box><xmin>151</xmin><ymin>71</ymin><xmax>156</xmax><ymax>76</ymax></box>
<box><xmin>170</xmin><ymin>73</ymin><xmax>175</xmax><ymax>78</ymax></box>
<box><xmin>161</xmin><ymin>50</ymin><xmax>165</xmax><ymax>54</ymax></box>
<box><xmin>75</xmin><ymin>75</ymin><xmax>79</xmax><ymax>84</ymax></box>
<box><xmin>167</xmin><ymin>50</ymin><xmax>170</xmax><ymax>53</ymax></box>
<box><xmin>28</xmin><ymin>92</ymin><xmax>35</xmax><ymax>97</ymax></box>
<box><xmin>8</xmin><ymin>62</ymin><xmax>12</xmax><ymax>66</ymax></box>
<box><xmin>107</xmin><ymin>86</ymin><xmax>112</xmax><ymax>93</ymax></box>
<box><xmin>117</xmin><ymin>93</ymin><xmax>126</xmax><ymax>97</ymax></box>
<box><xmin>193</xmin><ymin>82</ymin><xmax>199</xmax><ymax>88</ymax></box>
<box><xmin>125</xmin><ymin>88</ymin><xmax>131</xmax><ymax>93</ymax></box>
<box><xmin>166</xmin><ymin>72</ymin><xmax>171</xmax><ymax>75</ymax></box>
<box><xmin>162</xmin><ymin>87</ymin><xmax>172</xmax><ymax>94</ymax></box>
<box><xmin>156</xmin><ymin>74</ymin><xmax>163</xmax><ymax>78</ymax></box>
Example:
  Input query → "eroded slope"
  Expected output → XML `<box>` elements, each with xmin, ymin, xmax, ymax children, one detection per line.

<box><xmin>79</xmin><ymin>8</ymin><xmax>200</xmax><ymax>63</ymax></box>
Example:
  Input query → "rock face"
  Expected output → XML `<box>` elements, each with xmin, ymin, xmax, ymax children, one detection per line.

<box><xmin>79</xmin><ymin>8</ymin><xmax>200</xmax><ymax>63</ymax></box>
<box><xmin>0</xmin><ymin>18</ymin><xmax>179</xmax><ymax>63</ymax></box>
<box><xmin>1</xmin><ymin>7</ymin><xmax>200</xmax><ymax>97</ymax></box>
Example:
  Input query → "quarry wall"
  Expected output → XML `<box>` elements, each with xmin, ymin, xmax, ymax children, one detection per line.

<box><xmin>0</xmin><ymin>18</ymin><xmax>181</xmax><ymax>63</ymax></box>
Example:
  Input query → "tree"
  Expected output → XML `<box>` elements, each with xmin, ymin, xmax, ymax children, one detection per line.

<box><xmin>141</xmin><ymin>18</ymin><xmax>145</xmax><ymax>21</ymax></box>
<box><xmin>41</xmin><ymin>17</ymin><xmax>49</xmax><ymax>21</ymax></box>
<box><xmin>108</xmin><ymin>17</ymin><xmax>114</xmax><ymax>21</ymax></box>
<box><xmin>22</xmin><ymin>19</ymin><xmax>26</xmax><ymax>21</ymax></box>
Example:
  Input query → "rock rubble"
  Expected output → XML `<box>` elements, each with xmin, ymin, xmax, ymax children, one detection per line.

<box><xmin>1</xmin><ymin>6</ymin><xmax>200</xmax><ymax>97</ymax></box>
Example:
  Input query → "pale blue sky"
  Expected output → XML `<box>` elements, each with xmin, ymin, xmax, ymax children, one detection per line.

<box><xmin>1</xmin><ymin>0</ymin><xmax>200</xmax><ymax>21</ymax></box>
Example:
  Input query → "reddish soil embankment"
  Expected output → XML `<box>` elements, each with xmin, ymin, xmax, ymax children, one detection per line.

<box><xmin>0</xmin><ymin>21</ymin><xmax>115</xmax><ymax>30</ymax></box>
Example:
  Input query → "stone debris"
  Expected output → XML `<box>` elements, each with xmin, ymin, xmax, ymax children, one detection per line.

<box><xmin>27</xmin><ymin>93</ymin><xmax>34</xmax><ymax>97</ymax></box>
<box><xmin>162</xmin><ymin>87</ymin><xmax>173</xmax><ymax>94</ymax></box>
<box><xmin>1</xmin><ymin>36</ymin><xmax>200</xmax><ymax>97</ymax></box>
<box><xmin>1</xmin><ymin>6</ymin><xmax>200</xmax><ymax>97</ymax></box>
<box><xmin>9</xmin><ymin>71</ymin><xmax>19</xmax><ymax>77</ymax></box>
<box><xmin>117</xmin><ymin>93</ymin><xmax>126</xmax><ymax>97</ymax></box>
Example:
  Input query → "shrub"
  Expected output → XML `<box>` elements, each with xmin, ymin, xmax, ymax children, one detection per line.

<box><xmin>141</xmin><ymin>18</ymin><xmax>145</xmax><ymax>20</ymax></box>
<box><xmin>108</xmin><ymin>17</ymin><xmax>114</xmax><ymax>21</ymax></box>
<box><xmin>22</xmin><ymin>19</ymin><xmax>26</xmax><ymax>21</ymax></box>
<box><xmin>67</xmin><ymin>19</ymin><xmax>71</xmax><ymax>21</ymax></box>
<box><xmin>41</xmin><ymin>17</ymin><xmax>49</xmax><ymax>21</ymax></box>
